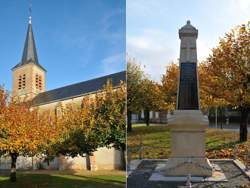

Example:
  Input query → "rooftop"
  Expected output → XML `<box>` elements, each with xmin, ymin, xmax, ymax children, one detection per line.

<box><xmin>32</xmin><ymin>71</ymin><xmax>126</xmax><ymax>106</ymax></box>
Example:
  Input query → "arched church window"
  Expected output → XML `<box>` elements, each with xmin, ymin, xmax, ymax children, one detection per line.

<box><xmin>18</xmin><ymin>74</ymin><xmax>26</xmax><ymax>89</ymax></box>
<box><xmin>22</xmin><ymin>74</ymin><xmax>26</xmax><ymax>89</ymax></box>
<box><xmin>18</xmin><ymin>75</ymin><xmax>22</xmax><ymax>90</ymax></box>
<box><xmin>35</xmin><ymin>74</ymin><xmax>42</xmax><ymax>90</ymax></box>
<box><xmin>36</xmin><ymin>74</ymin><xmax>39</xmax><ymax>89</ymax></box>
<box><xmin>39</xmin><ymin>75</ymin><xmax>42</xmax><ymax>90</ymax></box>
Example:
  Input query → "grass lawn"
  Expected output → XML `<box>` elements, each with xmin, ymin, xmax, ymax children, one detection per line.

<box><xmin>127</xmin><ymin>124</ymin><xmax>250</xmax><ymax>160</ymax></box>
<box><xmin>0</xmin><ymin>170</ymin><xmax>125</xmax><ymax>188</ymax></box>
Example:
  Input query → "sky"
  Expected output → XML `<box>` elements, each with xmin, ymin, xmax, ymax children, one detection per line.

<box><xmin>127</xmin><ymin>0</ymin><xmax>250</xmax><ymax>82</ymax></box>
<box><xmin>0</xmin><ymin>0</ymin><xmax>125</xmax><ymax>91</ymax></box>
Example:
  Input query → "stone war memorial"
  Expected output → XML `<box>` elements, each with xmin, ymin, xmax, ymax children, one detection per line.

<box><xmin>127</xmin><ymin>21</ymin><xmax>250</xmax><ymax>188</ymax></box>
<box><xmin>162</xmin><ymin>20</ymin><xmax>213</xmax><ymax>177</ymax></box>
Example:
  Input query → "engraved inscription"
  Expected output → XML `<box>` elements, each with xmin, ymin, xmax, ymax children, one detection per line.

<box><xmin>178</xmin><ymin>63</ymin><xmax>199</xmax><ymax>109</ymax></box>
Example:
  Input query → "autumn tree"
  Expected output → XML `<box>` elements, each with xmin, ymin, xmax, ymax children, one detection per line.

<box><xmin>161</xmin><ymin>62</ymin><xmax>178</xmax><ymax>112</ymax></box>
<box><xmin>199</xmin><ymin>62</ymin><xmax>228</xmax><ymax>112</ymax></box>
<box><xmin>94</xmin><ymin>81</ymin><xmax>126</xmax><ymax>169</ymax></box>
<box><xmin>51</xmin><ymin>81</ymin><xmax>126</xmax><ymax>169</ymax></box>
<box><xmin>0</xmin><ymin>88</ymin><xmax>57</xmax><ymax>182</ymax></box>
<box><xmin>140</xmin><ymin>79</ymin><xmax>163</xmax><ymax>126</ymax></box>
<box><xmin>204</xmin><ymin>22</ymin><xmax>250</xmax><ymax>141</ymax></box>
<box><xmin>127</xmin><ymin>58</ymin><xmax>145</xmax><ymax>131</ymax></box>
<box><xmin>47</xmin><ymin>101</ymin><xmax>99</xmax><ymax>159</ymax></box>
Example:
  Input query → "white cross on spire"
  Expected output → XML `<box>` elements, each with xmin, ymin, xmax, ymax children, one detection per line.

<box><xmin>28</xmin><ymin>1</ymin><xmax>32</xmax><ymax>24</ymax></box>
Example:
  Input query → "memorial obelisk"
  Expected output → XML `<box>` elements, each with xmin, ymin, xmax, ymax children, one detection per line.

<box><xmin>163</xmin><ymin>21</ymin><xmax>213</xmax><ymax>177</ymax></box>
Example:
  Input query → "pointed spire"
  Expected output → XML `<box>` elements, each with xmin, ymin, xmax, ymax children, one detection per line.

<box><xmin>12</xmin><ymin>4</ymin><xmax>46</xmax><ymax>71</ymax></box>
<box><xmin>21</xmin><ymin>22</ymin><xmax>39</xmax><ymax>65</ymax></box>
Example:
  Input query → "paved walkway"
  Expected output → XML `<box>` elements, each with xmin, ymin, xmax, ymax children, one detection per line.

<box><xmin>127</xmin><ymin>159</ymin><xmax>250</xmax><ymax>188</ymax></box>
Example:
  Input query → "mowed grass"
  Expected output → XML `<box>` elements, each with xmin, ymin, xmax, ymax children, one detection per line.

<box><xmin>0</xmin><ymin>170</ymin><xmax>125</xmax><ymax>188</ymax></box>
<box><xmin>127</xmin><ymin>124</ymin><xmax>250</xmax><ymax>160</ymax></box>
<box><xmin>128</xmin><ymin>124</ymin><xmax>171</xmax><ymax>159</ymax></box>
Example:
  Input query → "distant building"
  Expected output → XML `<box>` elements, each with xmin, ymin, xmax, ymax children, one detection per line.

<box><xmin>132</xmin><ymin>110</ymin><xmax>168</xmax><ymax>124</ymax></box>
<box><xmin>132</xmin><ymin>108</ymin><xmax>242</xmax><ymax>125</ymax></box>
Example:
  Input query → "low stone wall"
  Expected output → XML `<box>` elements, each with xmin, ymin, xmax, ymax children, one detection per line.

<box><xmin>0</xmin><ymin>147</ymin><xmax>122</xmax><ymax>171</ymax></box>
<box><xmin>94</xmin><ymin>147</ymin><xmax>122</xmax><ymax>170</ymax></box>
<box><xmin>0</xmin><ymin>156</ymin><xmax>59</xmax><ymax>170</ymax></box>
<box><xmin>58</xmin><ymin>155</ymin><xmax>87</xmax><ymax>170</ymax></box>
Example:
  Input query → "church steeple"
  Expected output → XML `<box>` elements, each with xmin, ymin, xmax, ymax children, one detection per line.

<box><xmin>12</xmin><ymin>8</ymin><xmax>46</xmax><ymax>100</ymax></box>
<box><xmin>12</xmin><ymin>12</ymin><xmax>45</xmax><ymax>71</ymax></box>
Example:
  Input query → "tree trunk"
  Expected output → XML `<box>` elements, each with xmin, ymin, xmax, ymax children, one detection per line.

<box><xmin>240</xmin><ymin>107</ymin><xmax>248</xmax><ymax>142</ymax></box>
<box><xmin>10</xmin><ymin>153</ymin><xmax>18</xmax><ymax>182</ymax></box>
<box><xmin>86</xmin><ymin>154</ymin><xmax>91</xmax><ymax>170</ymax></box>
<box><xmin>220</xmin><ymin>114</ymin><xmax>223</xmax><ymax>129</ymax></box>
<box><xmin>120</xmin><ymin>148</ymin><xmax>126</xmax><ymax>170</ymax></box>
<box><xmin>215</xmin><ymin>107</ymin><xmax>218</xmax><ymax>128</ymax></box>
<box><xmin>166</xmin><ymin>110</ymin><xmax>168</xmax><ymax>124</ymax></box>
<box><xmin>145</xmin><ymin>109</ymin><xmax>150</xmax><ymax>126</ymax></box>
<box><xmin>127</xmin><ymin>110</ymin><xmax>132</xmax><ymax>132</ymax></box>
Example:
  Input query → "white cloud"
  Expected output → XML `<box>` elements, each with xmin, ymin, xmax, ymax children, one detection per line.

<box><xmin>197</xmin><ymin>39</ymin><xmax>213</xmax><ymax>62</ymax></box>
<box><xmin>227</xmin><ymin>0</ymin><xmax>250</xmax><ymax>15</ymax></box>
<box><xmin>127</xmin><ymin>29</ymin><xmax>177</xmax><ymax>82</ymax></box>
<box><xmin>127</xmin><ymin>0</ymin><xmax>250</xmax><ymax>81</ymax></box>
<box><xmin>101</xmin><ymin>53</ymin><xmax>125</xmax><ymax>74</ymax></box>
<box><xmin>127</xmin><ymin>0</ymin><xmax>170</xmax><ymax>20</ymax></box>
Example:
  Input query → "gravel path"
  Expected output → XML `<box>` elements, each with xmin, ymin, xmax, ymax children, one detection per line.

<box><xmin>127</xmin><ymin>160</ymin><xmax>250</xmax><ymax>188</ymax></box>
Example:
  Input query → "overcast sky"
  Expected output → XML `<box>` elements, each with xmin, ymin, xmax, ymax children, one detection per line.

<box><xmin>0</xmin><ymin>0</ymin><xmax>125</xmax><ymax>91</ymax></box>
<box><xmin>127</xmin><ymin>0</ymin><xmax>250</xmax><ymax>81</ymax></box>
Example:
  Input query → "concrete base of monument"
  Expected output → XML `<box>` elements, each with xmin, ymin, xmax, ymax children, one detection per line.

<box><xmin>151</xmin><ymin>162</ymin><xmax>226</xmax><ymax>182</ymax></box>
<box><xmin>166</xmin><ymin>110</ymin><xmax>213</xmax><ymax>176</ymax></box>
<box><xmin>160</xmin><ymin>157</ymin><xmax>213</xmax><ymax>177</ymax></box>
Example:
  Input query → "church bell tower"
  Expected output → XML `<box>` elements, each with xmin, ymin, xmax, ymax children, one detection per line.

<box><xmin>12</xmin><ymin>12</ymin><xmax>46</xmax><ymax>100</ymax></box>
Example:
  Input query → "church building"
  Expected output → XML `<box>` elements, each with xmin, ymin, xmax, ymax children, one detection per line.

<box><xmin>1</xmin><ymin>14</ymin><xmax>126</xmax><ymax>171</ymax></box>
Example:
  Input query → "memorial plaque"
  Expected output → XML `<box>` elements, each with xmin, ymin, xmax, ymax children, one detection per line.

<box><xmin>177</xmin><ymin>62</ymin><xmax>198</xmax><ymax>109</ymax></box>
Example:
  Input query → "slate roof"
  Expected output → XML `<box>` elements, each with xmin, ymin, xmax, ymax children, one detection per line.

<box><xmin>32</xmin><ymin>71</ymin><xmax>126</xmax><ymax>106</ymax></box>
<box><xmin>12</xmin><ymin>21</ymin><xmax>46</xmax><ymax>71</ymax></box>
